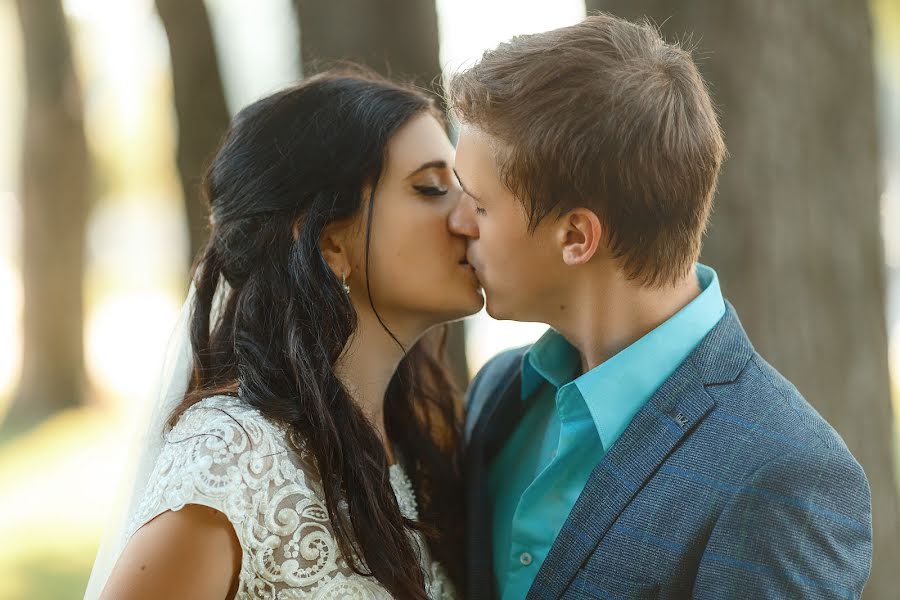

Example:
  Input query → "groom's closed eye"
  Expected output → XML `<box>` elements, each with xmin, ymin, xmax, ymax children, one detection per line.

<box><xmin>453</xmin><ymin>168</ymin><xmax>483</xmax><ymax>205</ymax></box>
<box><xmin>453</xmin><ymin>170</ymin><xmax>487</xmax><ymax>215</ymax></box>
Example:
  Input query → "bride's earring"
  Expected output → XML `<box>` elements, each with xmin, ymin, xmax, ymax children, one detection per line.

<box><xmin>341</xmin><ymin>271</ymin><xmax>350</xmax><ymax>295</ymax></box>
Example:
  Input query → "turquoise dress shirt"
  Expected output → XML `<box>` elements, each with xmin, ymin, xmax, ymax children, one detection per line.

<box><xmin>487</xmin><ymin>263</ymin><xmax>726</xmax><ymax>598</ymax></box>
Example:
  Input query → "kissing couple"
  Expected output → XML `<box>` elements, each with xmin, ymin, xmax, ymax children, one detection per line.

<box><xmin>86</xmin><ymin>13</ymin><xmax>871</xmax><ymax>600</ymax></box>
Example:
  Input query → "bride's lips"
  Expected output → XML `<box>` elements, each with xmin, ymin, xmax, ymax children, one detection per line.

<box><xmin>458</xmin><ymin>254</ymin><xmax>480</xmax><ymax>277</ymax></box>
<box><xmin>458</xmin><ymin>257</ymin><xmax>475</xmax><ymax>272</ymax></box>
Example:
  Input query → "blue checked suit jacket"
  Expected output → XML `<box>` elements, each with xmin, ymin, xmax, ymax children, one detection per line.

<box><xmin>464</xmin><ymin>303</ymin><xmax>872</xmax><ymax>599</ymax></box>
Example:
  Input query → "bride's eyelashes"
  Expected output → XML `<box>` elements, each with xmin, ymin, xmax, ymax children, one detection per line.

<box><xmin>413</xmin><ymin>184</ymin><xmax>449</xmax><ymax>197</ymax></box>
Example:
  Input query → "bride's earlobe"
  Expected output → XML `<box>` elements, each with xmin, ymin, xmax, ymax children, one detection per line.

<box><xmin>319</xmin><ymin>221</ymin><xmax>354</xmax><ymax>288</ymax></box>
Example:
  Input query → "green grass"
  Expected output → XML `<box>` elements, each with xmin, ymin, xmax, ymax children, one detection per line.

<box><xmin>1</xmin><ymin>541</ymin><xmax>96</xmax><ymax>600</ymax></box>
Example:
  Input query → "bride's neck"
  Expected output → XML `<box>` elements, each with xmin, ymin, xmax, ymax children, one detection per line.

<box><xmin>333</xmin><ymin>310</ymin><xmax>417</xmax><ymax>463</ymax></box>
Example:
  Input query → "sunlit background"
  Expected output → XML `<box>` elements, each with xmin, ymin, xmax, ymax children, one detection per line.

<box><xmin>0</xmin><ymin>0</ymin><xmax>897</xmax><ymax>598</ymax></box>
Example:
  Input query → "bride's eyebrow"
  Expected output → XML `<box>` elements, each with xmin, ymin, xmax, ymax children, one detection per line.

<box><xmin>405</xmin><ymin>160</ymin><xmax>448</xmax><ymax>179</ymax></box>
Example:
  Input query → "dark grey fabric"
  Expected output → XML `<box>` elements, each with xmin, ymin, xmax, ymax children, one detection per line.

<box><xmin>464</xmin><ymin>303</ymin><xmax>872</xmax><ymax>600</ymax></box>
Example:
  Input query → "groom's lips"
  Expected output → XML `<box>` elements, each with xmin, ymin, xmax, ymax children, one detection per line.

<box><xmin>461</xmin><ymin>254</ymin><xmax>481</xmax><ymax>275</ymax></box>
<box><xmin>458</xmin><ymin>255</ymin><xmax>480</xmax><ymax>280</ymax></box>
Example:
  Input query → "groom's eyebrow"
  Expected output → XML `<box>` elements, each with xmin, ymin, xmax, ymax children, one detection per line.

<box><xmin>453</xmin><ymin>168</ymin><xmax>482</xmax><ymax>203</ymax></box>
<box><xmin>406</xmin><ymin>160</ymin><xmax>447</xmax><ymax>179</ymax></box>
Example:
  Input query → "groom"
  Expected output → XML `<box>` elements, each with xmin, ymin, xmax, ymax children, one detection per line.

<box><xmin>448</xmin><ymin>14</ymin><xmax>872</xmax><ymax>600</ymax></box>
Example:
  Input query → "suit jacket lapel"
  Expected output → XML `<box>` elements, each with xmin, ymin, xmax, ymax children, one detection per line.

<box><xmin>526</xmin><ymin>362</ymin><xmax>715</xmax><ymax>599</ymax></box>
<box><xmin>526</xmin><ymin>305</ymin><xmax>752</xmax><ymax>599</ymax></box>
<box><xmin>467</xmin><ymin>364</ymin><xmax>527</xmax><ymax>600</ymax></box>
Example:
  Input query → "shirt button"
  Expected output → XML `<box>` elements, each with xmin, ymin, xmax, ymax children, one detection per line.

<box><xmin>519</xmin><ymin>552</ymin><xmax>533</xmax><ymax>566</ymax></box>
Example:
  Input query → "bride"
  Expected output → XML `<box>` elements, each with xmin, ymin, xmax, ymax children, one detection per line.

<box><xmin>85</xmin><ymin>69</ymin><xmax>483</xmax><ymax>599</ymax></box>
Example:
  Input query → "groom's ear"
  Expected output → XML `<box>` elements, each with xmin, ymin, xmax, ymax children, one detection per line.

<box><xmin>558</xmin><ymin>208</ymin><xmax>603</xmax><ymax>266</ymax></box>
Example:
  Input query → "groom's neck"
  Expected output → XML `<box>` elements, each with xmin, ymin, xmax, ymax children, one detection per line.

<box><xmin>551</xmin><ymin>269</ymin><xmax>701</xmax><ymax>375</ymax></box>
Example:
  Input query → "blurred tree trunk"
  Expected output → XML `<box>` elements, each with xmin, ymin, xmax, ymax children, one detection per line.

<box><xmin>294</xmin><ymin>0</ymin><xmax>442</xmax><ymax>91</ymax></box>
<box><xmin>5</xmin><ymin>0</ymin><xmax>89</xmax><ymax>429</ymax></box>
<box><xmin>156</xmin><ymin>0</ymin><xmax>230</xmax><ymax>264</ymax></box>
<box><xmin>294</xmin><ymin>0</ymin><xmax>470</xmax><ymax>388</ymax></box>
<box><xmin>588</xmin><ymin>1</ymin><xmax>899</xmax><ymax>595</ymax></box>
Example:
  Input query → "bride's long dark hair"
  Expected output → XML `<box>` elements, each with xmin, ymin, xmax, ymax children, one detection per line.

<box><xmin>166</xmin><ymin>69</ymin><xmax>464</xmax><ymax>598</ymax></box>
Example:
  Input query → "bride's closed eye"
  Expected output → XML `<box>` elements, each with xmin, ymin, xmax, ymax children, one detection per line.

<box><xmin>413</xmin><ymin>184</ymin><xmax>449</xmax><ymax>196</ymax></box>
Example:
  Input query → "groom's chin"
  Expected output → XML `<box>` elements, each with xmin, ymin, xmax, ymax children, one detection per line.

<box><xmin>482</xmin><ymin>294</ymin><xmax>510</xmax><ymax>321</ymax></box>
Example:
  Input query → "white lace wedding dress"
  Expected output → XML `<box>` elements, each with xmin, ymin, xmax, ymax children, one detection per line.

<box><xmin>126</xmin><ymin>394</ymin><xmax>457</xmax><ymax>599</ymax></box>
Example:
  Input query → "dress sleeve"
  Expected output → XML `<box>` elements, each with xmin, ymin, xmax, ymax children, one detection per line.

<box><xmin>127</xmin><ymin>398</ymin><xmax>400</xmax><ymax>598</ymax></box>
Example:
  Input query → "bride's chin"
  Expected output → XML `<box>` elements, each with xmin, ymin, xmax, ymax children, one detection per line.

<box><xmin>431</xmin><ymin>294</ymin><xmax>485</xmax><ymax>324</ymax></box>
<box><xmin>456</xmin><ymin>293</ymin><xmax>486</xmax><ymax>319</ymax></box>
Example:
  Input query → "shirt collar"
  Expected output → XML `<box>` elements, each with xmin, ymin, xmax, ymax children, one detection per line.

<box><xmin>521</xmin><ymin>326</ymin><xmax>579</xmax><ymax>400</ymax></box>
<box><xmin>521</xmin><ymin>263</ymin><xmax>726</xmax><ymax>449</ymax></box>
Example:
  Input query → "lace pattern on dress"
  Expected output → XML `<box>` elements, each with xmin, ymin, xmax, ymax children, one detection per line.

<box><xmin>127</xmin><ymin>395</ymin><xmax>455</xmax><ymax>599</ymax></box>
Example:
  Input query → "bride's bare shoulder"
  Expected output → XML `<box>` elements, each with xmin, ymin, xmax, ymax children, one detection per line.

<box><xmin>100</xmin><ymin>395</ymin><xmax>311</xmax><ymax>599</ymax></box>
<box><xmin>100</xmin><ymin>503</ymin><xmax>241</xmax><ymax>600</ymax></box>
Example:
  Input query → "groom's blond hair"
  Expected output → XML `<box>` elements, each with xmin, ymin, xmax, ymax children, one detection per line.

<box><xmin>448</xmin><ymin>13</ymin><xmax>726</xmax><ymax>287</ymax></box>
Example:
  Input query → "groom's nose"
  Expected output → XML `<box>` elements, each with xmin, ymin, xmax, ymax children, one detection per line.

<box><xmin>448</xmin><ymin>195</ymin><xmax>479</xmax><ymax>239</ymax></box>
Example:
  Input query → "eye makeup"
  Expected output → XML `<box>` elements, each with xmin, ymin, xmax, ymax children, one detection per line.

<box><xmin>409</xmin><ymin>161</ymin><xmax>452</xmax><ymax>197</ymax></box>
<box><xmin>413</xmin><ymin>182</ymin><xmax>449</xmax><ymax>196</ymax></box>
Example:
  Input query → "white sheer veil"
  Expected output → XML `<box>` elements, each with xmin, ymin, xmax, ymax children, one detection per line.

<box><xmin>83</xmin><ymin>277</ymin><xmax>232</xmax><ymax>599</ymax></box>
